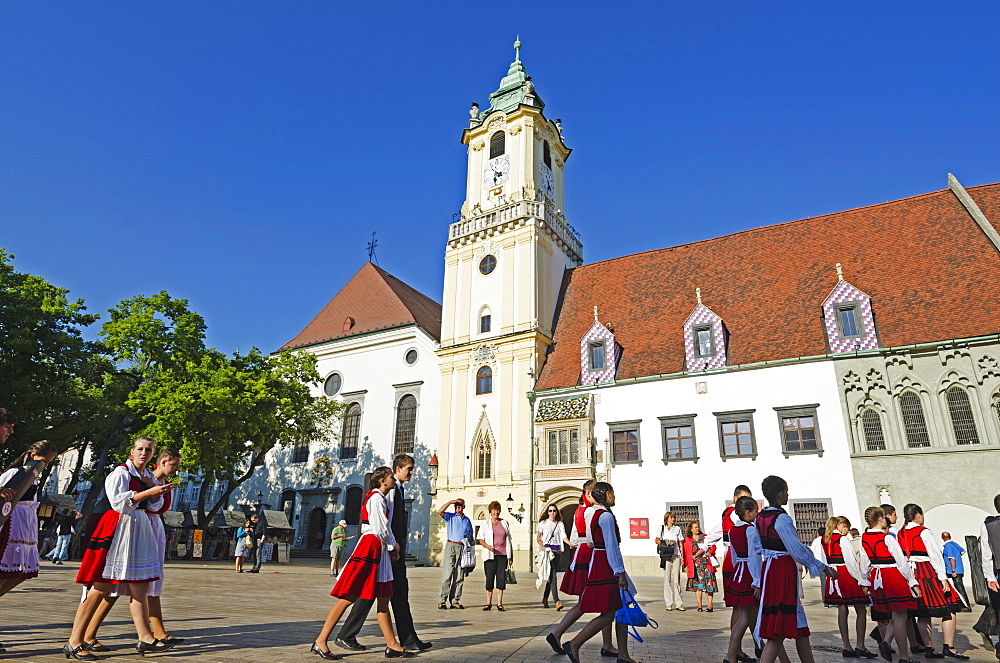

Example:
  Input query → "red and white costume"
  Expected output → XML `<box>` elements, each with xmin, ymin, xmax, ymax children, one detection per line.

<box><xmin>77</xmin><ymin>462</ymin><xmax>163</xmax><ymax>586</ymax></box>
<box><xmin>560</xmin><ymin>494</ymin><xmax>592</xmax><ymax>596</ymax></box>
<box><xmin>898</xmin><ymin>522</ymin><xmax>964</xmax><ymax>618</ymax></box>
<box><xmin>859</xmin><ymin>528</ymin><xmax>917</xmax><ymax>622</ymax></box>
<box><xmin>331</xmin><ymin>489</ymin><xmax>396</xmax><ymax>600</ymax></box>
<box><xmin>578</xmin><ymin>504</ymin><xmax>635</xmax><ymax>613</ymax></box>
<box><xmin>754</xmin><ymin>507</ymin><xmax>829</xmax><ymax>641</ymax></box>
<box><xmin>703</xmin><ymin>504</ymin><xmax>740</xmax><ymax>602</ymax></box>
<box><xmin>724</xmin><ymin>519</ymin><xmax>760</xmax><ymax>607</ymax></box>
<box><xmin>0</xmin><ymin>469</ymin><xmax>41</xmax><ymax>579</ymax></box>
<box><xmin>822</xmin><ymin>531</ymin><xmax>870</xmax><ymax>606</ymax></box>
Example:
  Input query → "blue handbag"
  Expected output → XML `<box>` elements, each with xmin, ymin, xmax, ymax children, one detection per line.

<box><xmin>615</xmin><ymin>589</ymin><xmax>658</xmax><ymax>642</ymax></box>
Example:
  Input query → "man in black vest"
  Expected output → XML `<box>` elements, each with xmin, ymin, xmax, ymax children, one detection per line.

<box><xmin>335</xmin><ymin>454</ymin><xmax>432</xmax><ymax>652</ymax></box>
<box><xmin>980</xmin><ymin>493</ymin><xmax>1000</xmax><ymax>659</ymax></box>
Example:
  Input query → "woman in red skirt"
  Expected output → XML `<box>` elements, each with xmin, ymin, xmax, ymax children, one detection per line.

<box><xmin>66</xmin><ymin>436</ymin><xmax>176</xmax><ymax>660</ymax></box>
<box><xmin>545</xmin><ymin>480</ymin><xmax>618</xmax><ymax>659</ymax></box>
<box><xmin>725</xmin><ymin>496</ymin><xmax>762</xmax><ymax>663</ymax></box>
<box><xmin>754</xmin><ymin>475</ymin><xmax>835</xmax><ymax>663</ymax></box>
<box><xmin>899</xmin><ymin>503</ymin><xmax>970</xmax><ymax>659</ymax></box>
<box><xmin>565</xmin><ymin>482</ymin><xmax>639</xmax><ymax>663</ymax></box>
<box><xmin>310</xmin><ymin>467</ymin><xmax>411</xmax><ymax>660</ymax></box>
<box><xmin>822</xmin><ymin>516</ymin><xmax>876</xmax><ymax>658</ymax></box>
<box><xmin>860</xmin><ymin>506</ymin><xmax>920</xmax><ymax>663</ymax></box>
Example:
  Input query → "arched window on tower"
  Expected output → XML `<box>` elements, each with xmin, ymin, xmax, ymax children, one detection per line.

<box><xmin>860</xmin><ymin>408</ymin><xmax>886</xmax><ymax>452</ymax></box>
<box><xmin>490</xmin><ymin>131</ymin><xmax>505</xmax><ymax>159</ymax></box>
<box><xmin>476</xmin><ymin>366</ymin><xmax>493</xmax><ymax>394</ymax></box>
<box><xmin>543</xmin><ymin>140</ymin><xmax>552</xmax><ymax>168</ymax></box>
<box><xmin>946</xmin><ymin>386</ymin><xmax>980</xmax><ymax>445</ymax></box>
<box><xmin>394</xmin><ymin>395</ymin><xmax>417</xmax><ymax>455</ymax></box>
<box><xmin>898</xmin><ymin>391</ymin><xmax>930</xmax><ymax>448</ymax></box>
<box><xmin>473</xmin><ymin>433</ymin><xmax>492</xmax><ymax>480</ymax></box>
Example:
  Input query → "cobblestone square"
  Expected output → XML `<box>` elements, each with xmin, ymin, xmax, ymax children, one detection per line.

<box><xmin>2</xmin><ymin>559</ymin><xmax>994</xmax><ymax>662</ymax></box>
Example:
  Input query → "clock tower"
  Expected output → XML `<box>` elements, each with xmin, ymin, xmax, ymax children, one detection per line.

<box><xmin>433</xmin><ymin>41</ymin><xmax>582</xmax><ymax>570</ymax></box>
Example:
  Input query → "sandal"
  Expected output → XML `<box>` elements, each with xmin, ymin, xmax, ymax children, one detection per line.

<box><xmin>497</xmin><ymin>604</ymin><xmax>505</xmax><ymax>611</ymax></box>
<box><xmin>483</xmin><ymin>604</ymin><xmax>492</xmax><ymax>611</ymax></box>
<box><xmin>84</xmin><ymin>640</ymin><xmax>111</xmax><ymax>652</ymax></box>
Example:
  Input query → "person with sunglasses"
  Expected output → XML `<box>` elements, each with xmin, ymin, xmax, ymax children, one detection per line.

<box><xmin>537</xmin><ymin>503</ymin><xmax>573</xmax><ymax>610</ymax></box>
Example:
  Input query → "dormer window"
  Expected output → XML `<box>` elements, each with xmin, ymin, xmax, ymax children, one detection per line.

<box><xmin>543</xmin><ymin>140</ymin><xmax>552</xmax><ymax>168</ymax></box>
<box><xmin>588</xmin><ymin>342</ymin><xmax>606</xmax><ymax>370</ymax></box>
<box><xmin>490</xmin><ymin>131</ymin><xmax>505</xmax><ymax>159</ymax></box>
<box><xmin>694</xmin><ymin>326</ymin><xmax>714</xmax><ymax>357</ymax></box>
<box><xmin>835</xmin><ymin>304</ymin><xmax>863</xmax><ymax>338</ymax></box>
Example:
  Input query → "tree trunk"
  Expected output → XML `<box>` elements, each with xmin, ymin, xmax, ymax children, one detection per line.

<box><xmin>71</xmin><ymin>417</ymin><xmax>130</xmax><ymax>553</ymax></box>
<box><xmin>195</xmin><ymin>476</ymin><xmax>211</xmax><ymax>529</ymax></box>
<box><xmin>202</xmin><ymin>449</ymin><xmax>268</xmax><ymax>528</ymax></box>
<box><xmin>68</xmin><ymin>438</ymin><xmax>90</xmax><ymax>495</ymax></box>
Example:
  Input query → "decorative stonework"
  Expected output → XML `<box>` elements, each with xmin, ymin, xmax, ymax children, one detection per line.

<box><xmin>938</xmin><ymin>344</ymin><xmax>971</xmax><ymax>366</ymax></box>
<box><xmin>843</xmin><ymin>370</ymin><xmax>863</xmax><ymax>393</ymax></box>
<box><xmin>822</xmin><ymin>280</ymin><xmax>879</xmax><ymax>353</ymax></box>
<box><xmin>488</xmin><ymin>117</ymin><xmax>506</xmax><ymax>133</ymax></box>
<box><xmin>471</xmin><ymin>344</ymin><xmax>497</xmax><ymax>368</ymax></box>
<box><xmin>473</xmin><ymin>239</ymin><xmax>501</xmax><ymax>261</ymax></box>
<box><xmin>886</xmin><ymin>352</ymin><xmax>912</xmax><ymax>370</ymax></box>
<box><xmin>683</xmin><ymin>303</ymin><xmax>727</xmax><ymax>371</ymax></box>
<box><xmin>976</xmin><ymin>355</ymin><xmax>1000</xmax><ymax>383</ymax></box>
<box><xmin>471</xmin><ymin>140</ymin><xmax>485</xmax><ymax>151</ymax></box>
<box><xmin>535</xmin><ymin>396</ymin><xmax>590</xmax><ymax>422</ymax></box>
<box><xmin>311</xmin><ymin>455</ymin><xmax>333</xmax><ymax>488</ymax></box>
<box><xmin>509</xmin><ymin>123</ymin><xmax>522</xmax><ymax>136</ymax></box>
<box><xmin>890</xmin><ymin>375</ymin><xmax>927</xmax><ymax>397</ymax></box>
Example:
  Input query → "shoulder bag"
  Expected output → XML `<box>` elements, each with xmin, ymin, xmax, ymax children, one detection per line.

<box><xmin>656</xmin><ymin>526</ymin><xmax>676</xmax><ymax>561</ymax></box>
<box><xmin>615</xmin><ymin>589</ymin><xmax>658</xmax><ymax>642</ymax></box>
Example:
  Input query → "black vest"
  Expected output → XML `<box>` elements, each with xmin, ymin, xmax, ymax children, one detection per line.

<box><xmin>391</xmin><ymin>485</ymin><xmax>407</xmax><ymax>553</ymax></box>
<box><xmin>985</xmin><ymin>515</ymin><xmax>1000</xmax><ymax>575</ymax></box>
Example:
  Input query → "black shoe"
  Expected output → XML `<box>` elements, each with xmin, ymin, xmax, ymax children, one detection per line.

<box><xmin>334</xmin><ymin>637</ymin><xmax>365</xmax><ymax>652</ymax></box>
<box><xmin>310</xmin><ymin>643</ymin><xmax>341</xmax><ymax>660</ymax></box>
<box><xmin>942</xmin><ymin>646</ymin><xmax>969</xmax><ymax>660</ymax></box>
<box><xmin>63</xmin><ymin>644</ymin><xmax>98</xmax><ymax>661</ymax></box>
<box><xmin>137</xmin><ymin>639</ymin><xmax>175</xmax><ymax>656</ymax></box>
<box><xmin>385</xmin><ymin>647</ymin><xmax>415</xmax><ymax>658</ymax></box>
<box><xmin>545</xmin><ymin>634</ymin><xmax>563</xmax><ymax>655</ymax></box>
<box><xmin>926</xmin><ymin>650</ymin><xmax>945</xmax><ymax>659</ymax></box>
<box><xmin>437</xmin><ymin>601</ymin><xmax>448</xmax><ymax>610</ymax></box>
<box><xmin>563</xmin><ymin>642</ymin><xmax>581</xmax><ymax>663</ymax></box>
<box><xmin>161</xmin><ymin>637</ymin><xmax>185</xmax><ymax>646</ymax></box>
<box><xmin>84</xmin><ymin>640</ymin><xmax>111</xmax><ymax>652</ymax></box>
<box><xmin>248</xmin><ymin>569</ymin><xmax>259</xmax><ymax>573</ymax></box>
<box><xmin>755</xmin><ymin>644</ymin><xmax>763</xmax><ymax>659</ymax></box>
<box><xmin>855</xmin><ymin>649</ymin><xmax>878</xmax><ymax>659</ymax></box>
<box><xmin>601</xmin><ymin>647</ymin><xmax>619</xmax><ymax>657</ymax></box>
<box><xmin>842</xmin><ymin>650</ymin><xmax>856</xmax><ymax>658</ymax></box>
<box><xmin>737</xmin><ymin>655</ymin><xmax>757</xmax><ymax>663</ymax></box>
<box><xmin>878</xmin><ymin>640</ymin><xmax>892</xmax><ymax>662</ymax></box>
<box><xmin>401</xmin><ymin>640</ymin><xmax>432</xmax><ymax>651</ymax></box>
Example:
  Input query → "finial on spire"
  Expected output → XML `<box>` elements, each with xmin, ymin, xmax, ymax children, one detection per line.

<box><xmin>514</xmin><ymin>37</ymin><xmax>522</xmax><ymax>62</ymax></box>
<box><xmin>593</xmin><ymin>305</ymin><xmax>599</xmax><ymax>323</ymax></box>
<box><xmin>835</xmin><ymin>263</ymin><xmax>844</xmax><ymax>281</ymax></box>
<box><xmin>696</xmin><ymin>288</ymin><xmax>702</xmax><ymax>305</ymax></box>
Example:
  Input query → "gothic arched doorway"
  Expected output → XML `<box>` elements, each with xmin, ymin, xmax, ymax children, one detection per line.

<box><xmin>307</xmin><ymin>507</ymin><xmax>327</xmax><ymax>550</ymax></box>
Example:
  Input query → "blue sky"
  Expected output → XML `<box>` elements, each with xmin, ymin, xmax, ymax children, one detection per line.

<box><xmin>3</xmin><ymin>3</ymin><xmax>998</xmax><ymax>354</ymax></box>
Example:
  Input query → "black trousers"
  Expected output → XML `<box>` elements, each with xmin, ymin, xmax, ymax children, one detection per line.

<box><xmin>337</xmin><ymin>556</ymin><xmax>417</xmax><ymax>646</ymax></box>
<box><xmin>484</xmin><ymin>555</ymin><xmax>507</xmax><ymax>592</ymax></box>
<box><xmin>950</xmin><ymin>574</ymin><xmax>972</xmax><ymax>610</ymax></box>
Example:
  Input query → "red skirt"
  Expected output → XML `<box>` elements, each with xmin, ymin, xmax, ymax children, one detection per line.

<box><xmin>759</xmin><ymin>555</ymin><xmax>809</xmax><ymax>640</ymax></box>
<box><xmin>723</xmin><ymin>556</ymin><xmax>755</xmax><ymax>607</ymax></box>
<box><xmin>911</xmin><ymin>560</ymin><xmax>962</xmax><ymax>618</ymax></box>
<box><xmin>868</xmin><ymin>566</ymin><xmax>917</xmax><ymax>615</ymax></box>
<box><xmin>823</xmin><ymin>564</ymin><xmax>870</xmax><ymax>606</ymax></box>
<box><xmin>560</xmin><ymin>542</ymin><xmax>592</xmax><ymax>596</ymax></box>
<box><xmin>77</xmin><ymin>510</ymin><xmax>130</xmax><ymax>586</ymax></box>
<box><xmin>578</xmin><ymin>549</ymin><xmax>622</xmax><ymax>613</ymax></box>
<box><xmin>331</xmin><ymin>534</ymin><xmax>392</xmax><ymax>600</ymax></box>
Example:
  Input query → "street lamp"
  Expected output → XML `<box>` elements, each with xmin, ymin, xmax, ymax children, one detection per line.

<box><xmin>428</xmin><ymin>452</ymin><xmax>439</xmax><ymax>496</ymax></box>
<box><xmin>506</xmin><ymin>493</ymin><xmax>524</xmax><ymax>523</ymax></box>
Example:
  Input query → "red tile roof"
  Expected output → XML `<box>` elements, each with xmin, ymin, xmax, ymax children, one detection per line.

<box><xmin>279</xmin><ymin>262</ymin><xmax>442</xmax><ymax>351</ymax></box>
<box><xmin>535</xmin><ymin>183</ymin><xmax>1000</xmax><ymax>391</ymax></box>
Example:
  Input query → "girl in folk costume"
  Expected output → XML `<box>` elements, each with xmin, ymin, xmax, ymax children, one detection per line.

<box><xmin>565</xmin><ymin>482</ymin><xmax>639</xmax><ymax>663</ymax></box>
<box><xmin>898</xmin><ymin>503</ymin><xmax>970</xmax><ymax>660</ymax></box>
<box><xmin>0</xmin><ymin>441</ymin><xmax>58</xmax><ymax>595</ymax></box>
<box><xmin>822</xmin><ymin>516</ymin><xmax>877</xmax><ymax>659</ymax></box>
<box><xmin>82</xmin><ymin>448</ymin><xmax>186</xmax><ymax>653</ymax></box>
<box><xmin>858</xmin><ymin>506</ymin><xmax>920</xmax><ymax>663</ymax></box>
<box><xmin>545</xmin><ymin>481</ymin><xmax>618</xmax><ymax>659</ymax></box>
<box><xmin>725</xmin><ymin>496</ymin><xmax>763</xmax><ymax>663</ymax></box>
<box><xmin>754</xmin><ymin>475</ymin><xmax>835</xmax><ymax>663</ymax></box>
<box><xmin>311</xmin><ymin>467</ymin><xmax>412</xmax><ymax>660</ymax></box>
<box><xmin>67</xmin><ymin>436</ymin><xmax>177</xmax><ymax>660</ymax></box>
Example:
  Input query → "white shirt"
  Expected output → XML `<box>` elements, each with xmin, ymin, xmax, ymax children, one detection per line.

<box><xmin>537</xmin><ymin>519</ymin><xmax>567</xmax><ymax>549</ymax></box>
<box><xmin>902</xmin><ymin>522</ymin><xmax>947</xmax><ymax>582</ymax></box>
<box><xmin>810</xmin><ymin>536</ymin><xmax>827</xmax><ymax>565</ymax></box>
<box><xmin>981</xmin><ymin>519</ymin><xmax>998</xmax><ymax>583</ymax></box>
<box><xmin>702</xmin><ymin>507</ymin><xmax>741</xmax><ymax>552</ymax></box>
<box><xmin>477</xmin><ymin>518</ymin><xmax>512</xmax><ymax>562</ymax></box>
<box><xmin>361</xmin><ymin>491</ymin><xmax>397</xmax><ymax>551</ymax></box>
<box><xmin>106</xmin><ymin>462</ymin><xmax>163</xmax><ymax>515</ymax></box>
<box><xmin>831</xmin><ymin>534</ymin><xmax>869</xmax><ymax>587</ymax></box>
<box><xmin>659</xmin><ymin>524</ymin><xmax>681</xmax><ymax>543</ymax></box>
<box><xmin>858</xmin><ymin>528</ymin><xmax>917</xmax><ymax>587</ymax></box>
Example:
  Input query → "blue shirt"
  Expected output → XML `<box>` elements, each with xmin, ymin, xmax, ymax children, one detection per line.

<box><xmin>443</xmin><ymin>512</ymin><xmax>474</xmax><ymax>544</ymax></box>
<box><xmin>942</xmin><ymin>540</ymin><xmax>965</xmax><ymax>575</ymax></box>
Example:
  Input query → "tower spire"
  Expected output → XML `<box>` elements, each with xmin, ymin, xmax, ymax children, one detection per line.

<box><xmin>514</xmin><ymin>36</ymin><xmax>521</xmax><ymax>62</ymax></box>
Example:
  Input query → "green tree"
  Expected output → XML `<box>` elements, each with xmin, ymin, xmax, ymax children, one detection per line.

<box><xmin>129</xmin><ymin>348</ymin><xmax>343</xmax><ymax>528</ymax></box>
<box><xmin>0</xmin><ymin>249</ymin><xmax>103</xmax><ymax>463</ymax></box>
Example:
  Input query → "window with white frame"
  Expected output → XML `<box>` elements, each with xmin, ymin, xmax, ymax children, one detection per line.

<box><xmin>659</xmin><ymin>415</ymin><xmax>697</xmax><ymax>462</ymax></box>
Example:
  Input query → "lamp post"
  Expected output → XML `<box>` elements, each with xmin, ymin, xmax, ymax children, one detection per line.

<box><xmin>506</xmin><ymin>493</ymin><xmax>524</xmax><ymax>523</ymax></box>
<box><xmin>428</xmin><ymin>452</ymin><xmax>438</xmax><ymax>496</ymax></box>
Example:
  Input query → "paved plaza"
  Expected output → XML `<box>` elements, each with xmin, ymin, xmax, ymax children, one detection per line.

<box><xmin>2</xmin><ymin>559</ymin><xmax>995</xmax><ymax>662</ymax></box>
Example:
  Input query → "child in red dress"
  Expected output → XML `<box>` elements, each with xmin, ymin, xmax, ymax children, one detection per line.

<box><xmin>754</xmin><ymin>475</ymin><xmax>835</xmax><ymax>663</ymax></box>
<box><xmin>725</xmin><ymin>496</ymin><xmax>762</xmax><ymax>663</ymax></box>
<box><xmin>822</xmin><ymin>516</ymin><xmax>876</xmax><ymax>658</ymax></box>
<box><xmin>310</xmin><ymin>467</ymin><xmax>411</xmax><ymax>660</ymax></box>
<box><xmin>859</xmin><ymin>506</ymin><xmax>920</xmax><ymax>663</ymax></box>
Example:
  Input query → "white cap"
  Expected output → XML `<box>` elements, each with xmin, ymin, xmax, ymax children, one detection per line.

<box><xmin>339</xmin><ymin>520</ymin><xmax>347</xmax><ymax>526</ymax></box>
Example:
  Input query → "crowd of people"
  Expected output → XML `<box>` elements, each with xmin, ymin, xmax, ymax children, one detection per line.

<box><xmin>1</xmin><ymin>402</ymin><xmax>999</xmax><ymax>662</ymax></box>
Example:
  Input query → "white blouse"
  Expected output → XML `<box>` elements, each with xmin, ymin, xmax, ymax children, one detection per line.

<box><xmin>833</xmin><ymin>534</ymin><xmax>869</xmax><ymax>586</ymax></box>
<box><xmin>859</xmin><ymin>528</ymin><xmax>918</xmax><ymax>587</ymax></box>
<box><xmin>903</xmin><ymin>522</ymin><xmax>948</xmax><ymax>581</ymax></box>
<box><xmin>106</xmin><ymin>462</ymin><xmax>163</xmax><ymax>515</ymax></box>
<box><xmin>659</xmin><ymin>524</ymin><xmax>682</xmax><ymax>543</ymax></box>
<box><xmin>361</xmin><ymin>491</ymin><xmax>397</xmax><ymax>550</ymax></box>
<box><xmin>537</xmin><ymin>519</ymin><xmax>567</xmax><ymax>548</ymax></box>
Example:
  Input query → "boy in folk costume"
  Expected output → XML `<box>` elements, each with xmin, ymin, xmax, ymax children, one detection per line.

<box><xmin>821</xmin><ymin>516</ymin><xmax>876</xmax><ymax>659</ymax></box>
<box><xmin>545</xmin><ymin>480</ymin><xmax>619</xmax><ymax>659</ymax></box>
<box><xmin>859</xmin><ymin>506</ymin><xmax>920</xmax><ymax>663</ymax></box>
<box><xmin>310</xmin><ymin>467</ymin><xmax>412</xmax><ymax>660</ymax></box>
<box><xmin>754</xmin><ymin>475</ymin><xmax>835</xmax><ymax>663</ymax></box>
<box><xmin>898</xmin><ymin>504</ymin><xmax>969</xmax><ymax>659</ymax></box>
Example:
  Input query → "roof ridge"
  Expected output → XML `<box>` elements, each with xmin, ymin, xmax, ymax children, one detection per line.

<box><xmin>575</xmin><ymin>185</ymin><xmax>975</xmax><ymax>272</ymax></box>
<box><xmin>369</xmin><ymin>262</ymin><xmax>442</xmax><ymax>311</ymax></box>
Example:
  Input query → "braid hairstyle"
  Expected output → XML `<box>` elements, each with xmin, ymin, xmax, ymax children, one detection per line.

<box><xmin>864</xmin><ymin>506</ymin><xmax>884</xmax><ymax>529</ymax></box>
<box><xmin>590</xmin><ymin>482</ymin><xmax>613</xmax><ymax>508</ymax></box>
<box><xmin>5</xmin><ymin>439</ymin><xmax>57</xmax><ymax>472</ymax></box>
<box><xmin>902</xmin><ymin>503</ymin><xmax>922</xmax><ymax>524</ymax></box>
<box><xmin>734</xmin><ymin>495</ymin><xmax>758</xmax><ymax>521</ymax></box>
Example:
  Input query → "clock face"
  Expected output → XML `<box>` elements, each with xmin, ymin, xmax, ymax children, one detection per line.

<box><xmin>540</xmin><ymin>164</ymin><xmax>555</xmax><ymax>198</ymax></box>
<box><xmin>483</xmin><ymin>156</ymin><xmax>510</xmax><ymax>188</ymax></box>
